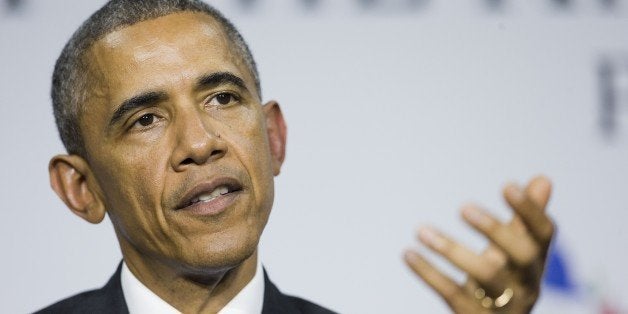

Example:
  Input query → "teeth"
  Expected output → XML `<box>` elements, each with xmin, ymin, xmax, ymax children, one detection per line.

<box><xmin>193</xmin><ymin>186</ymin><xmax>229</xmax><ymax>204</ymax></box>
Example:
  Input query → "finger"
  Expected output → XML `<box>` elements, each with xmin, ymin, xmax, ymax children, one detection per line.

<box><xmin>418</xmin><ymin>227</ymin><xmax>506</xmax><ymax>294</ymax></box>
<box><xmin>526</xmin><ymin>176</ymin><xmax>552</xmax><ymax>208</ymax></box>
<box><xmin>404</xmin><ymin>250</ymin><xmax>481</xmax><ymax>313</ymax></box>
<box><xmin>504</xmin><ymin>184</ymin><xmax>555</xmax><ymax>245</ymax></box>
<box><xmin>461</xmin><ymin>205</ymin><xmax>541</xmax><ymax>267</ymax></box>
<box><xmin>479</xmin><ymin>245</ymin><xmax>508</xmax><ymax>270</ymax></box>
<box><xmin>525</xmin><ymin>175</ymin><xmax>552</xmax><ymax>209</ymax></box>
<box><xmin>509</xmin><ymin>215</ymin><xmax>527</xmax><ymax>235</ymax></box>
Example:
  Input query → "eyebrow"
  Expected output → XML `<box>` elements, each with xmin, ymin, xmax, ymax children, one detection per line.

<box><xmin>195</xmin><ymin>72</ymin><xmax>247</xmax><ymax>92</ymax></box>
<box><xmin>109</xmin><ymin>91</ymin><xmax>168</xmax><ymax>127</ymax></box>
<box><xmin>107</xmin><ymin>72</ymin><xmax>247</xmax><ymax>128</ymax></box>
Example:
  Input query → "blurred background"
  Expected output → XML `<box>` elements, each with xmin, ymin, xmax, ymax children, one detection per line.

<box><xmin>1</xmin><ymin>0</ymin><xmax>627</xmax><ymax>313</ymax></box>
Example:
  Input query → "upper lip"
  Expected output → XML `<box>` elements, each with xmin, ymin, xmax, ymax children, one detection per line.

<box><xmin>175</xmin><ymin>177</ymin><xmax>243</xmax><ymax>210</ymax></box>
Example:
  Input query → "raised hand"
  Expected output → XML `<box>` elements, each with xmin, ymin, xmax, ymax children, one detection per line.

<box><xmin>404</xmin><ymin>176</ymin><xmax>554</xmax><ymax>313</ymax></box>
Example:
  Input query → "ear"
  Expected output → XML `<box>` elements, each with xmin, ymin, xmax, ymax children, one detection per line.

<box><xmin>49</xmin><ymin>154</ymin><xmax>106</xmax><ymax>224</ymax></box>
<box><xmin>262</xmin><ymin>101</ymin><xmax>287</xmax><ymax>176</ymax></box>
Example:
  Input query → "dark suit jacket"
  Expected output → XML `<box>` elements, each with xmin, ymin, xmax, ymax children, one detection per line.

<box><xmin>35</xmin><ymin>264</ymin><xmax>336</xmax><ymax>314</ymax></box>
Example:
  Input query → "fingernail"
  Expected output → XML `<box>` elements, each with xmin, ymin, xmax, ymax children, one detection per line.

<box><xmin>403</xmin><ymin>250</ymin><xmax>421</xmax><ymax>263</ymax></box>
<box><xmin>506</xmin><ymin>183</ymin><xmax>523</xmax><ymax>201</ymax></box>
<box><xmin>419</xmin><ymin>227</ymin><xmax>446</xmax><ymax>250</ymax></box>
<box><xmin>462</xmin><ymin>205</ymin><xmax>491</xmax><ymax>228</ymax></box>
<box><xmin>535</xmin><ymin>176</ymin><xmax>550</xmax><ymax>188</ymax></box>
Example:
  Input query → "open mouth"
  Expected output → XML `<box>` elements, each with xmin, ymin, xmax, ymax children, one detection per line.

<box><xmin>176</xmin><ymin>178</ymin><xmax>243</xmax><ymax>210</ymax></box>
<box><xmin>188</xmin><ymin>185</ymin><xmax>234</xmax><ymax>206</ymax></box>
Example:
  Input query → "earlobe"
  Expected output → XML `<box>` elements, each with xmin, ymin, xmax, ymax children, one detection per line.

<box><xmin>262</xmin><ymin>101</ymin><xmax>287</xmax><ymax>176</ymax></box>
<box><xmin>49</xmin><ymin>155</ymin><xmax>106</xmax><ymax>224</ymax></box>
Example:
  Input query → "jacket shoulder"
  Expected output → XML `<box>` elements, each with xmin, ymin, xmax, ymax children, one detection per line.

<box><xmin>33</xmin><ymin>264</ymin><xmax>128</xmax><ymax>314</ymax></box>
<box><xmin>262</xmin><ymin>271</ymin><xmax>337</xmax><ymax>314</ymax></box>
<box><xmin>284</xmin><ymin>294</ymin><xmax>338</xmax><ymax>314</ymax></box>
<box><xmin>34</xmin><ymin>288</ymin><xmax>118</xmax><ymax>314</ymax></box>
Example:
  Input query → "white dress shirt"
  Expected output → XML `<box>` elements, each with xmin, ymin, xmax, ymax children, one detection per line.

<box><xmin>121</xmin><ymin>260</ymin><xmax>265</xmax><ymax>314</ymax></box>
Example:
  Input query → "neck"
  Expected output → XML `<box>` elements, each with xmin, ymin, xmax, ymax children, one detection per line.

<box><xmin>120</xmin><ymin>244</ymin><xmax>258</xmax><ymax>313</ymax></box>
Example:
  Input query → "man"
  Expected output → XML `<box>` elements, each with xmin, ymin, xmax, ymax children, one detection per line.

<box><xmin>38</xmin><ymin>0</ymin><xmax>555</xmax><ymax>313</ymax></box>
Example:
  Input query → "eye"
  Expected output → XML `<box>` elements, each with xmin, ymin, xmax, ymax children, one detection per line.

<box><xmin>207</xmin><ymin>92</ymin><xmax>239</xmax><ymax>107</ymax></box>
<box><xmin>133</xmin><ymin>113</ymin><xmax>156</xmax><ymax>128</ymax></box>
<box><xmin>216</xmin><ymin>93</ymin><xmax>233</xmax><ymax>105</ymax></box>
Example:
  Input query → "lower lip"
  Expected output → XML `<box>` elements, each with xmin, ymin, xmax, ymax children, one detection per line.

<box><xmin>179</xmin><ymin>191</ymin><xmax>241</xmax><ymax>216</ymax></box>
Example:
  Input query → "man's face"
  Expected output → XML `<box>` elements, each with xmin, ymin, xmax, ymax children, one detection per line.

<box><xmin>78</xmin><ymin>12</ymin><xmax>282</xmax><ymax>273</ymax></box>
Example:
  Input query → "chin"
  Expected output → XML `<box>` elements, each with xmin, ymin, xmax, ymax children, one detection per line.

<box><xmin>177</xmin><ymin>226</ymin><xmax>261</xmax><ymax>276</ymax></box>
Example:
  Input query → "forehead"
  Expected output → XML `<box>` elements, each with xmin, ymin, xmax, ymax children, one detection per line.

<box><xmin>86</xmin><ymin>12</ymin><xmax>251</xmax><ymax>103</ymax></box>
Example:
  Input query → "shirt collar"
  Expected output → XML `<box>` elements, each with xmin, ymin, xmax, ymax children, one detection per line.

<box><xmin>121</xmin><ymin>260</ymin><xmax>265</xmax><ymax>314</ymax></box>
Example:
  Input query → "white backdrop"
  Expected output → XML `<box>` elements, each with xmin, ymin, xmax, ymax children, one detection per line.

<box><xmin>1</xmin><ymin>1</ymin><xmax>627</xmax><ymax>313</ymax></box>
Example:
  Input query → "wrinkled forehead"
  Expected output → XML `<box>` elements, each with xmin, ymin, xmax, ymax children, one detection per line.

<box><xmin>98</xmin><ymin>11</ymin><xmax>229</xmax><ymax>54</ymax></box>
<box><xmin>78</xmin><ymin>12</ymin><xmax>255</xmax><ymax>117</ymax></box>
<box><xmin>88</xmin><ymin>12</ymin><xmax>237</xmax><ymax>76</ymax></box>
<box><xmin>74</xmin><ymin>12</ymin><xmax>258</xmax><ymax>142</ymax></box>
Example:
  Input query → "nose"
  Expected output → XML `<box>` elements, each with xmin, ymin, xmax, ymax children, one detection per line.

<box><xmin>170</xmin><ymin>109</ymin><xmax>227</xmax><ymax>171</ymax></box>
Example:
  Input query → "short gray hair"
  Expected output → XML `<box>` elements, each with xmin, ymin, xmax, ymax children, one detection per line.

<box><xmin>52</xmin><ymin>0</ymin><xmax>260</xmax><ymax>157</ymax></box>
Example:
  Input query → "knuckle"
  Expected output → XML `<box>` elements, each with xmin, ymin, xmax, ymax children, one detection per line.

<box><xmin>541</xmin><ymin>221</ymin><xmax>556</xmax><ymax>240</ymax></box>
<box><xmin>481</xmin><ymin>218</ymin><xmax>500</xmax><ymax>236</ymax></box>
<box><xmin>439</xmin><ymin>283</ymin><xmax>462</xmax><ymax>303</ymax></box>
<box><xmin>476</xmin><ymin>267</ymin><xmax>500</xmax><ymax>283</ymax></box>
<box><xmin>474</xmin><ymin>256</ymin><xmax>506</xmax><ymax>283</ymax></box>
<box><xmin>514</xmin><ymin>244</ymin><xmax>541</xmax><ymax>267</ymax></box>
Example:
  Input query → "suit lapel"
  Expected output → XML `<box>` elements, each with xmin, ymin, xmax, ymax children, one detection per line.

<box><xmin>261</xmin><ymin>270</ymin><xmax>302</xmax><ymax>314</ymax></box>
<box><xmin>101</xmin><ymin>262</ymin><xmax>130</xmax><ymax>314</ymax></box>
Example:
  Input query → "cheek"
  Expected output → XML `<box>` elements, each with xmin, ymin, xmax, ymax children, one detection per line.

<box><xmin>94</xmin><ymin>154</ymin><xmax>175</xmax><ymax>252</ymax></box>
<box><xmin>238</xmin><ymin>113</ymin><xmax>276</xmax><ymax>213</ymax></box>
<box><xmin>216</xmin><ymin>106</ymin><xmax>276</xmax><ymax>203</ymax></box>
<box><xmin>220</xmin><ymin>107</ymin><xmax>274</xmax><ymax>175</ymax></box>
<box><xmin>92</xmin><ymin>143</ymin><xmax>169</xmax><ymax>223</ymax></box>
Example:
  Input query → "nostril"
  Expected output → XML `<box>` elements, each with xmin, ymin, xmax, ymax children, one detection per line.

<box><xmin>179</xmin><ymin>150</ymin><xmax>224</xmax><ymax>167</ymax></box>
<box><xmin>181</xmin><ymin>158</ymin><xmax>195</xmax><ymax>165</ymax></box>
